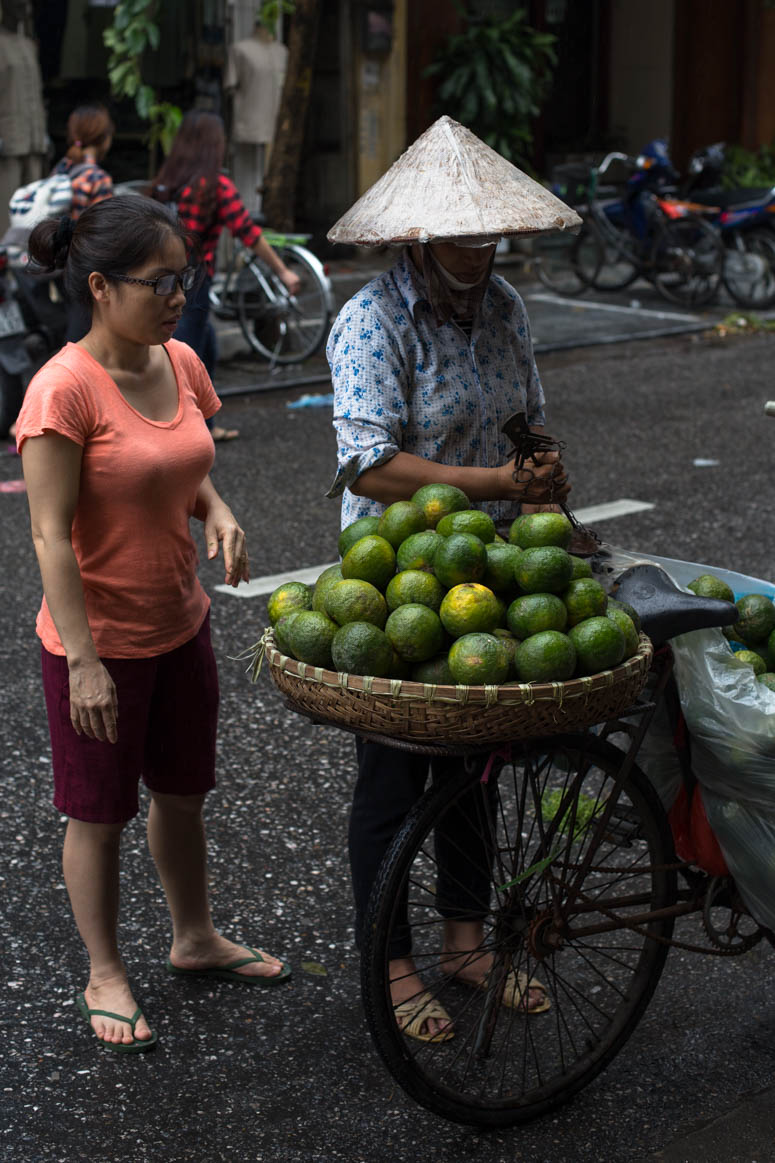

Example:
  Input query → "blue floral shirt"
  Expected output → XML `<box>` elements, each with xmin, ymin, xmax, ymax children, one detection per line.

<box><xmin>326</xmin><ymin>249</ymin><xmax>546</xmax><ymax>530</ymax></box>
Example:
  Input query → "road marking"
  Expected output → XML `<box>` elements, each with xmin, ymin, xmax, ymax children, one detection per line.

<box><xmin>527</xmin><ymin>292</ymin><xmax>700</xmax><ymax>323</ymax></box>
<box><xmin>216</xmin><ymin>498</ymin><xmax>655</xmax><ymax>599</ymax></box>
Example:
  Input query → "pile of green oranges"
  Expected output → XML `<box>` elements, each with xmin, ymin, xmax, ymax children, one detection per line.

<box><xmin>266</xmin><ymin>484</ymin><xmax>642</xmax><ymax>686</ymax></box>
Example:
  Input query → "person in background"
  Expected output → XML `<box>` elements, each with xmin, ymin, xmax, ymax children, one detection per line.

<box><xmin>150</xmin><ymin>110</ymin><xmax>301</xmax><ymax>441</ymax></box>
<box><xmin>16</xmin><ymin>195</ymin><xmax>290</xmax><ymax>1054</ymax></box>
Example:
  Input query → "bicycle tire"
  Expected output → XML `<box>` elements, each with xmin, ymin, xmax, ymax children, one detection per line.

<box><xmin>651</xmin><ymin>214</ymin><xmax>724</xmax><ymax>307</ymax></box>
<box><xmin>236</xmin><ymin>244</ymin><xmax>332</xmax><ymax>364</ymax></box>
<box><xmin>586</xmin><ymin>214</ymin><xmax>641</xmax><ymax>291</ymax></box>
<box><xmin>361</xmin><ymin>734</ymin><xmax>676</xmax><ymax>1128</ymax></box>
<box><xmin>533</xmin><ymin>224</ymin><xmax>601</xmax><ymax>296</ymax></box>
<box><xmin>722</xmin><ymin>226</ymin><xmax>775</xmax><ymax>310</ymax></box>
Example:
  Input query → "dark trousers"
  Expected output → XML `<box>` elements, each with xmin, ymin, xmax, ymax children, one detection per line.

<box><xmin>349</xmin><ymin>739</ymin><xmax>496</xmax><ymax>960</ymax></box>
<box><xmin>174</xmin><ymin>275</ymin><xmax>217</xmax><ymax>380</ymax></box>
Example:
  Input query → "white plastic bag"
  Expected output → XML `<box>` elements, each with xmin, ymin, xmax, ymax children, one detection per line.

<box><xmin>610</xmin><ymin>547</ymin><xmax>775</xmax><ymax>931</ymax></box>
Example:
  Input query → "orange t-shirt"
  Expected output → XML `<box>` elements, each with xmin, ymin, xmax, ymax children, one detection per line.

<box><xmin>16</xmin><ymin>339</ymin><xmax>221</xmax><ymax>658</ymax></box>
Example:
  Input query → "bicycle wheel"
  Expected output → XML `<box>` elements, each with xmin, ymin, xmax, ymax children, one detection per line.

<box><xmin>651</xmin><ymin>215</ymin><xmax>724</xmax><ymax>306</ymax></box>
<box><xmin>236</xmin><ymin>244</ymin><xmax>332</xmax><ymax>364</ymax></box>
<box><xmin>362</xmin><ymin>734</ymin><xmax>676</xmax><ymax>1128</ymax></box>
<box><xmin>722</xmin><ymin>227</ymin><xmax>775</xmax><ymax>310</ymax></box>
<box><xmin>587</xmin><ymin>214</ymin><xmax>641</xmax><ymax>291</ymax></box>
<box><xmin>533</xmin><ymin>224</ymin><xmax>601</xmax><ymax>295</ymax></box>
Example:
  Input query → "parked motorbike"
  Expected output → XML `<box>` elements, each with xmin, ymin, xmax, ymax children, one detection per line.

<box><xmin>679</xmin><ymin>142</ymin><xmax>775</xmax><ymax>308</ymax></box>
<box><xmin>0</xmin><ymin>247</ymin><xmax>33</xmax><ymax>437</ymax></box>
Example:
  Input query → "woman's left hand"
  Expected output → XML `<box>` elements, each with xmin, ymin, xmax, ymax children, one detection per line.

<box><xmin>204</xmin><ymin>502</ymin><xmax>249</xmax><ymax>587</ymax></box>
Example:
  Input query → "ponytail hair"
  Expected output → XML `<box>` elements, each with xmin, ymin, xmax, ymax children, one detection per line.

<box><xmin>65</xmin><ymin>104</ymin><xmax>115</xmax><ymax>164</ymax></box>
<box><xmin>27</xmin><ymin>196</ymin><xmax>188</xmax><ymax>309</ymax></box>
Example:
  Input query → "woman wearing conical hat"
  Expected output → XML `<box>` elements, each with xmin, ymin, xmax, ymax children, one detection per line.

<box><xmin>326</xmin><ymin>118</ymin><xmax>579</xmax><ymax>1041</ymax></box>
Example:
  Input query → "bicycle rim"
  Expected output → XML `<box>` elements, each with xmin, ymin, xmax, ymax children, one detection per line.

<box><xmin>652</xmin><ymin>215</ymin><xmax>723</xmax><ymax>306</ymax></box>
<box><xmin>590</xmin><ymin>216</ymin><xmax>640</xmax><ymax>291</ymax></box>
<box><xmin>236</xmin><ymin>245</ymin><xmax>332</xmax><ymax>364</ymax></box>
<box><xmin>722</xmin><ymin>227</ymin><xmax>775</xmax><ymax>309</ymax></box>
<box><xmin>533</xmin><ymin>227</ymin><xmax>599</xmax><ymax>296</ymax></box>
<box><xmin>362</xmin><ymin>735</ymin><xmax>676</xmax><ymax>1128</ymax></box>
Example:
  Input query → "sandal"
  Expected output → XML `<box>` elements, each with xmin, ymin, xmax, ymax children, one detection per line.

<box><xmin>165</xmin><ymin>945</ymin><xmax>291</xmax><ymax>985</ymax></box>
<box><xmin>479</xmin><ymin>969</ymin><xmax>551</xmax><ymax>1014</ymax></box>
<box><xmin>393</xmin><ymin>991</ymin><xmax>455</xmax><ymax>1043</ymax></box>
<box><xmin>76</xmin><ymin>991</ymin><xmax>158</xmax><ymax>1054</ymax></box>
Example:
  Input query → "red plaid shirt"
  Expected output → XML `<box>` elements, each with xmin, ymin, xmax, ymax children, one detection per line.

<box><xmin>175</xmin><ymin>173</ymin><xmax>262</xmax><ymax>277</ymax></box>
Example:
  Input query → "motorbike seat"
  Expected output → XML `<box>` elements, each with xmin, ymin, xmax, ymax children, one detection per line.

<box><xmin>613</xmin><ymin>564</ymin><xmax>738</xmax><ymax>649</ymax></box>
<box><xmin>690</xmin><ymin>186</ymin><xmax>775</xmax><ymax>210</ymax></box>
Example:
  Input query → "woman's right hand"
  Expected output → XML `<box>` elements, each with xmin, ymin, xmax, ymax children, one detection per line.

<box><xmin>496</xmin><ymin>450</ymin><xmax>571</xmax><ymax>505</ymax></box>
<box><xmin>68</xmin><ymin>658</ymin><xmax>118</xmax><ymax>744</ymax></box>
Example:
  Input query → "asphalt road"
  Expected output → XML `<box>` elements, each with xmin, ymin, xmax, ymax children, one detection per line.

<box><xmin>1</xmin><ymin>272</ymin><xmax>775</xmax><ymax>1162</ymax></box>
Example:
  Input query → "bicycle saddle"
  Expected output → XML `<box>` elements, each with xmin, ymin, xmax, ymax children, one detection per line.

<box><xmin>612</xmin><ymin>563</ymin><xmax>738</xmax><ymax>648</ymax></box>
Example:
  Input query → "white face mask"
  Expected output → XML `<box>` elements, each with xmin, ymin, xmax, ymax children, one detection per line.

<box><xmin>432</xmin><ymin>258</ymin><xmax>484</xmax><ymax>291</ymax></box>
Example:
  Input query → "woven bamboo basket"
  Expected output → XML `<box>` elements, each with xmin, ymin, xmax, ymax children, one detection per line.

<box><xmin>254</xmin><ymin>629</ymin><xmax>653</xmax><ymax>746</ymax></box>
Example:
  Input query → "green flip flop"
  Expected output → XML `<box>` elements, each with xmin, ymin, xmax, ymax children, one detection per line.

<box><xmin>165</xmin><ymin>945</ymin><xmax>292</xmax><ymax>985</ymax></box>
<box><xmin>76</xmin><ymin>991</ymin><xmax>158</xmax><ymax>1053</ymax></box>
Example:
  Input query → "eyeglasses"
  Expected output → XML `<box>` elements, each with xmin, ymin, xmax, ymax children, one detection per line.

<box><xmin>109</xmin><ymin>266</ymin><xmax>197</xmax><ymax>296</ymax></box>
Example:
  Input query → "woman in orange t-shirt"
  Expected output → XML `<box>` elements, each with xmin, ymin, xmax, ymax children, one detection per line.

<box><xmin>16</xmin><ymin>196</ymin><xmax>291</xmax><ymax>1055</ymax></box>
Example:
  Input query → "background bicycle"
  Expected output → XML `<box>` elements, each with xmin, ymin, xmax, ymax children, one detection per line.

<box><xmin>208</xmin><ymin>226</ymin><xmax>334</xmax><ymax>368</ymax></box>
<box><xmin>114</xmin><ymin>180</ymin><xmax>334</xmax><ymax>369</ymax></box>
<box><xmin>535</xmin><ymin>141</ymin><xmax>725</xmax><ymax>306</ymax></box>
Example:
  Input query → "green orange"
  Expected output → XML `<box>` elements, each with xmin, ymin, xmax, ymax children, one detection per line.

<box><xmin>514</xmin><ymin>630</ymin><xmax>576</xmax><ymax>683</ymax></box>
<box><xmin>267</xmin><ymin>581</ymin><xmax>313</xmax><ymax>626</ymax></box>
<box><xmin>287</xmin><ymin>611</ymin><xmax>339</xmax><ymax>669</ymax></box>
<box><xmin>324</xmin><ymin>578</ymin><xmax>387</xmax><ymax>628</ymax></box>
<box><xmin>396</xmin><ymin>529</ymin><xmax>443</xmax><ymax>573</ymax></box>
<box><xmin>568</xmin><ymin>617</ymin><xmax>625</xmax><ymax>676</ymax></box>
<box><xmin>562</xmin><ymin>578</ymin><xmax>608</xmax><ymax>627</ymax></box>
<box><xmin>384</xmin><ymin>603</ymin><xmax>445</xmax><ymax>662</ymax></box>
<box><xmin>433</xmin><ymin>532</ymin><xmax>487</xmax><ymax>588</ymax></box>
<box><xmin>411</xmin><ymin>653</ymin><xmax>455</xmax><ymax>684</ymax></box>
<box><xmin>377</xmin><ymin>501</ymin><xmax>427</xmax><ymax>550</ymax></box>
<box><xmin>448</xmin><ymin>633</ymin><xmax>510</xmax><ymax>685</ymax></box>
<box><xmin>411</xmin><ymin>483</ymin><xmax>470</xmax><ymax>528</ymax></box>
<box><xmin>509</xmin><ymin>511</ymin><xmax>573</xmax><ymax>550</ymax></box>
<box><xmin>733</xmin><ymin>594</ymin><xmax>775</xmax><ymax>646</ymax></box>
<box><xmin>312</xmin><ymin>564</ymin><xmax>343</xmax><ymax>613</ymax></box>
<box><xmin>338</xmin><ymin>515</ymin><xmax>381</xmax><ymax>559</ymax></box>
<box><xmin>341</xmin><ymin>535</ymin><xmax>396</xmax><ymax>592</ymax></box>
<box><xmin>605</xmin><ymin>607</ymin><xmax>639</xmax><ymax>658</ymax></box>
<box><xmin>483</xmin><ymin>542</ymin><xmax>522</xmax><ymax>594</ymax></box>
<box><xmin>507</xmin><ymin>593</ymin><xmax>567</xmax><ymax>639</ymax></box>
<box><xmin>436</xmin><ymin>509</ymin><xmax>496</xmax><ymax>543</ymax></box>
<box><xmin>439</xmin><ymin>583</ymin><xmax>501</xmax><ymax>638</ymax></box>
<box><xmin>735</xmin><ymin>649</ymin><xmax>767</xmax><ymax>676</ymax></box>
<box><xmin>331</xmin><ymin>621</ymin><xmax>393</xmax><ymax>677</ymax></box>
<box><xmin>385</xmin><ymin>569</ymin><xmax>445</xmax><ymax>612</ymax></box>
<box><xmin>687</xmin><ymin>573</ymin><xmax>735</xmax><ymax>603</ymax></box>
<box><xmin>514</xmin><ymin>546</ymin><xmax>574</xmax><ymax>595</ymax></box>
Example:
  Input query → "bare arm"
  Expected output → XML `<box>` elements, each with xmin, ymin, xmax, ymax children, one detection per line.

<box><xmin>351</xmin><ymin>432</ymin><xmax>569</xmax><ymax>508</ymax></box>
<box><xmin>251</xmin><ymin>235</ymin><xmax>301</xmax><ymax>295</ymax></box>
<box><xmin>194</xmin><ymin>475</ymin><xmax>249</xmax><ymax>587</ymax></box>
<box><xmin>21</xmin><ymin>433</ymin><xmax>118</xmax><ymax>743</ymax></box>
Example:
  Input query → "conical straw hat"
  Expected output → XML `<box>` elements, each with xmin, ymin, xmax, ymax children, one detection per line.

<box><xmin>327</xmin><ymin>115</ymin><xmax>581</xmax><ymax>246</ymax></box>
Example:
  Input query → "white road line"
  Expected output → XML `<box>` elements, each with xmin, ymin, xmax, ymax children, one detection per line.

<box><xmin>216</xmin><ymin>498</ymin><xmax>655</xmax><ymax>599</ymax></box>
<box><xmin>527</xmin><ymin>292</ymin><xmax>700</xmax><ymax>323</ymax></box>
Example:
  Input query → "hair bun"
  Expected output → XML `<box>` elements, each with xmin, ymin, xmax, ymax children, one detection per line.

<box><xmin>53</xmin><ymin>216</ymin><xmax>76</xmax><ymax>256</ymax></box>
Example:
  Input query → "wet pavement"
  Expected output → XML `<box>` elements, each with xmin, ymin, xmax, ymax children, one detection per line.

<box><xmin>2</xmin><ymin>264</ymin><xmax>775</xmax><ymax>1161</ymax></box>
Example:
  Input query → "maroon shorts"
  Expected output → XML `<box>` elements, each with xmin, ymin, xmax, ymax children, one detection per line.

<box><xmin>42</xmin><ymin>612</ymin><xmax>219</xmax><ymax>824</ymax></box>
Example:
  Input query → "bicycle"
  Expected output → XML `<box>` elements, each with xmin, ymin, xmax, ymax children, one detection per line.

<box><xmin>351</xmin><ymin>562</ymin><xmax>769</xmax><ymax>1127</ymax></box>
<box><xmin>535</xmin><ymin>146</ymin><xmax>725</xmax><ymax>307</ymax></box>
<box><xmin>113</xmin><ymin>181</ymin><xmax>335</xmax><ymax>368</ymax></box>
<box><xmin>208</xmin><ymin>227</ymin><xmax>335</xmax><ymax>367</ymax></box>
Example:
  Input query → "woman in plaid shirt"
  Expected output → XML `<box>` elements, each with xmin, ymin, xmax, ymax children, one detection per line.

<box><xmin>151</xmin><ymin>112</ymin><xmax>300</xmax><ymax>441</ymax></box>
